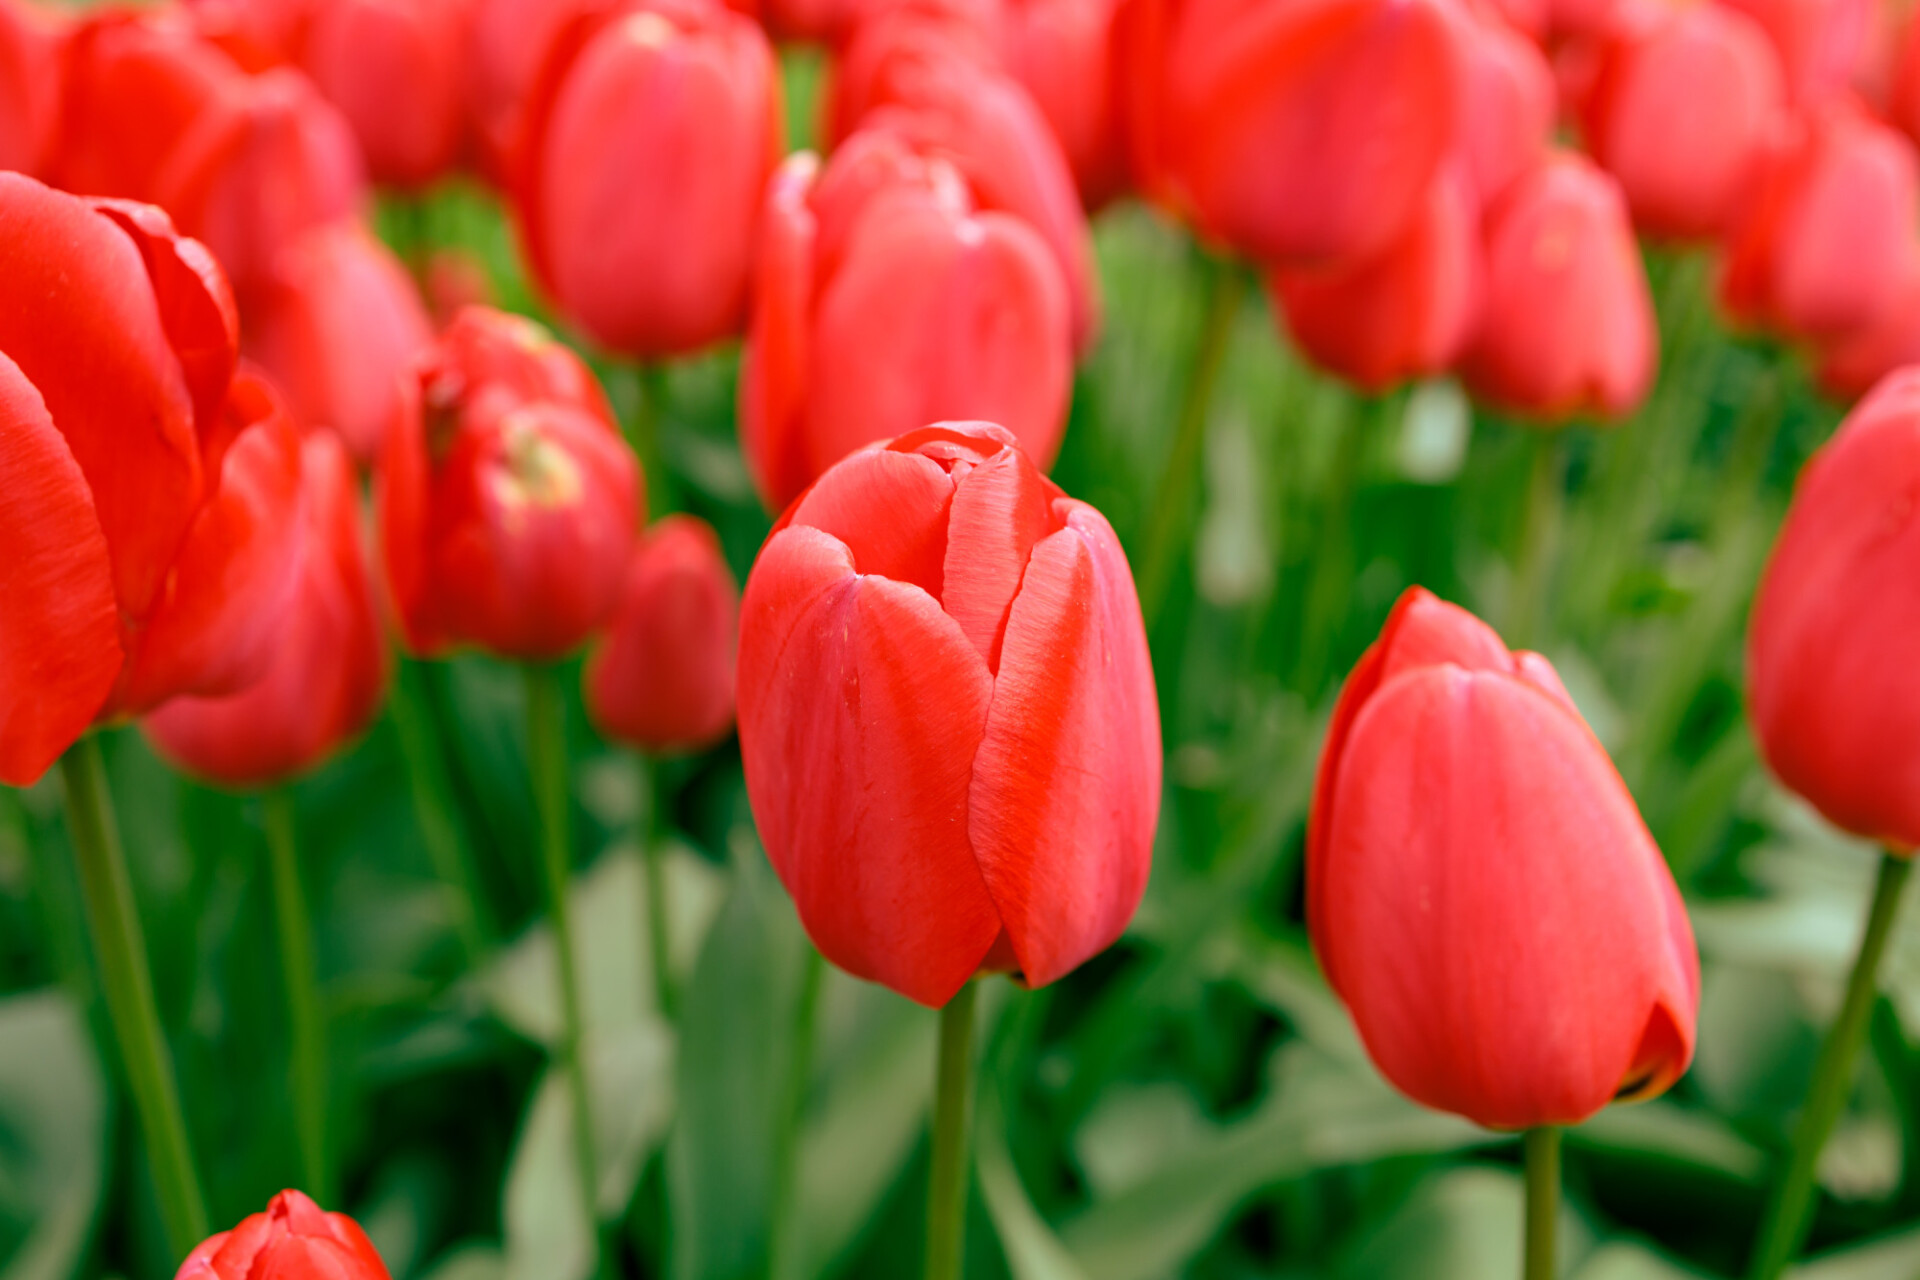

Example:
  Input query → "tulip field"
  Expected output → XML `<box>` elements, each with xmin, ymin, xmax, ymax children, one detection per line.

<box><xmin>8</xmin><ymin>0</ymin><xmax>1920</xmax><ymax>1278</ymax></box>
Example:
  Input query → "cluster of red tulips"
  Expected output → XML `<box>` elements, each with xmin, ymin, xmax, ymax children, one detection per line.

<box><xmin>2</xmin><ymin>0</ymin><xmax>1918</xmax><ymax>1276</ymax></box>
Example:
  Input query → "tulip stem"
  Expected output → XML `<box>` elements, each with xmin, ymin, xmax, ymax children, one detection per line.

<box><xmin>768</xmin><ymin>945</ymin><xmax>827</xmax><ymax>1280</ymax></box>
<box><xmin>637</xmin><ymin>753</ymin><xmax>675</xmax><ymax>1020</ymax></box>
<box><xmin>925</xmin><ymin>980</ymin><xmax>979</xmax><ymax>1280</ymax></box>
<box><xmin>524</xmin><ymin>665</ymin><xmax>611</xmax><ymax>1280</ymax></box>
<box><xmin>1524</xmin><ymin>1126</ymin><xmax>1560</xmax><ymax>1280</ymax></box>
<box><xmin>1137</xmin><ymin>252</ymin><xmax>1245</xmax><ymax>626</ymax></box>
<box><xmin>264</xmin><ymin>788</ymin><xmax>330</xmax><ymax>1205</ymax></box>
<box><xmin>1748</xmin><ymin>849</ymin><xmax>1915</xmax><ymax>1280</ymax></box>
<box><xmin>390</xmin><ymin>659</ymin><xmax>492</xmax><ymax>963</ymax></box>
<box><xmin>58</xmin><ymin>737</ymin><xmax>210</xmax><ymax>1258</ymax></box>
<box><xmin>623</xmin><ymin>363</ymin><xmax>674</xmax><ymax>516</ymax></box>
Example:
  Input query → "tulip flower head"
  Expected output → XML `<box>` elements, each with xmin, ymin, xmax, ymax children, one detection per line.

<box><xmin>0</xmin><ymin>0</ymin><xmax>66</xmax><ymax>176</ymax></box>
<box><xmin>738</xmin><ymin>422</ymin><xmax>1160</xmax><ymax>1007</ymax></box>
<box><xmin>1748</xmin><ymin>369</ymin><xmax>1920</xmax><ymax>853</ymax></box>
<box><xmin>300</xmin><ymin>0</ymin><xmax>469</xmax><ymax>188</ymax></box>
<box><xmin>1309</xmin><ymin>587</ymin><xmax>1700</xmax><ymax>1130</ymax></box>
<box><xmin>176</xmin><ymin>1190</ymin><xmax>391</xmax><ymax>1280</ymax></box>
<box><xmin>1447</xmin><ymin>2</ymin><xmax>1556</xmax><ymax>207</ymax></box>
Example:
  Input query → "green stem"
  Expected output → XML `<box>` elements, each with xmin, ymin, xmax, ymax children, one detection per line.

<box><xmin>925</xmin><ymin>981</ymin><xmax>979</xmax><ymax>1280</ymax></box>
<box><xmin>1748</xmin><ymin>850</ymin><xmax>1916</xmax><ymax>1280</ymax></box>
<box><xmin>768</xmin><ymin>946</ymin><xmax>827</xmax><ymax>1280</ymax></box>
<box><xmin>1509</xmin><ymin>432</ymin><xmax>1566</xmax><ymax>651</ymax></box>
<box><xmin>524</xmin><ymin>666</ymin><xmax>611</xmax><ymax>1280</ymax></box>
<box><xmin>390</xmin><ymin>660</ymin><xmax>491</xmax><ymax>963</ymax></box>
<box><xmin>636</xmin><ymin>754</ymin><xmax>675</xmax><ymax>1020</ymax></box>
<box><xmin>1136</xmin><ymin>255</ymin><xmax>1246</xmax><ymax>626</ymax></box>
<box><xmin>623</xmin><ymin>364</ymin><xmax>674</xmax><ymax>517</ymax></box>
<box><xmin>58</xmin><ymin>738</ymin><xmax>209</xmax><ymax>1257</ymax></box>
<box><xmin>1524</xmin><ymin>1127</ymin><xmax>1561</xmax><ymax>1280</ymax></box>
<box><xmin>264</xmin><ymin>789</ymin><xmax>329</xmax><ymax>1204</ymax></box>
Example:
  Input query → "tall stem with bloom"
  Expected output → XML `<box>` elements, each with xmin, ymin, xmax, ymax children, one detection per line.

<box><xmin>1749</xmin><ymin>850</ymin><xmax>1915</xmax><ymax>1280</ymax></box>
<box><xmin>925</xmin><ymin>980</ymin><xmax>980</xmax><ymax>1280</ymax></box>
<box><xmin>1524</xmin><ymin>1126</ymin><xmax>1560</xmax><ymax>1280</ymax></box>
<box><xmin>264</xmin><ymin>789</ymin><xmax>329</xmax><ymax>1203</ymax></box>
<box><xmin>59</xmin><ymin>737</ymin><xmax>210</xmax><ymax>1257</ymax></box>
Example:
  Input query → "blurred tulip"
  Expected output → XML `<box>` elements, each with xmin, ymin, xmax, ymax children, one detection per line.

<box><xmin>1448</xmin><ymin>2</ymin><xmax>1555</xmax><ymax>205</ymax></box>
<box><xmin>1748</xmin><ymin>368</ymin><xmax>1920</xmax><ymax>851</ymax></box>
<box><xmin>1000</xmin><ymin>0</ymin><xmax>1128</xmax><ymax>208</ymax></box>
<box><xmin>146</xmin><ymin>432</ymin><xmax>387</xmax><ymax>787</ymax></box>
<box><xmin>585</xmin><ymin>515</ymin><xmax>739</xmax><ymax>753</ymax></box>
<box><xmin>737</xmin><ymin>422</ymin><xmax>1160</xmax><ymax>1006</ymax></box>
<box><xmin>1716</xmin><ymin>0</ymin><xmax>1868</xmax><ymax>103</ymax></box>
<box><xmin>1116</xmin><ymin>0</ymin><xmax>1458</xmax><ymax>266</ymax></box>
<box><xmin>246</xmin><ymin>221</ymin><xmax>434</xmax><ymax>461</ymax></box>
<box><xmin>0</xmin><ymin>177</ymin><xmax>304</xmax><ymax>785</ymax></box>
<box><xmin>465</xmin><ymin>0</ymin><xmax>596</xmax><ymax>178</ymax></box>
<box><xmin>300</xmin><ymin>0</ymin><xmax>470</xmax><ymax>187</ymax></box>
<box><xmin>740</xmin><ymin>138</ymin><xmax>1072</xmax><ymax>510</ymax></box>
<box><xmin>1271</xmin><ymin>164</ymin><xmax>1483</xmax><ymax>391</ymax></box>
<box><xmin>422</xmin><ymin>247</ymin><xmax>499</xmax><ymax>324</ymax></box>
<box><xmin>1310</xmin><ymin>586</ymin><xmax>1700</xmax><ymax>1129</ymax></box>
<box><xmin>0</xmin><ymin>0</ymin><xmax>65</xmax><ymax>176</ymax></box>
<box><xmin>1460</xmin><ymin>152</ymin><xmax>1656</xmax><ymax>419</ymax></box>
<box><xmin>378</xmin><ymin>306</ymin><xmax>640</xmax><ymax>659</ymax></box>
<box><xmin>514</xmin><ymin>0</ymin><xmax>782</xmax><ymax>358</ymax></box>
<box><xmin>1886</xmin><ymin>11</ymin><xmax>1920</xmax><ymax>146</ymax></box>
<box><xmin>177</xmin><ymin>1190</ymin><xmax>390</xmax><ymax>1280</ymax></box>
<box><xmin>1720</xmin><ymin>98</ymin><xmax>1917</xmax><ymax>340</ymax></box>
<box><xmin>1814</xmin><ymin>262</ymin><xmax>1920</xmax><ymax>399</ymax></box>
<box><xmin>1580</xmin><ymin>0</ymin><xmax>1786</xmax><ymax>238</ymax></box>
<box><xmin>183</xmin><ymin>0</ymin><xmax>315</xmax><ymax>71</ymax></box>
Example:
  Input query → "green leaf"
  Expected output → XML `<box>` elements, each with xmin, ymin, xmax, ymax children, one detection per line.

<box><xmin>1334</xmin><ymin>1167</ymin><xmax>1592</xmax><ymax>1280</ymax></box>
<box><xmin>1570</xmin><ymin>1241</ymin><xmax>1709</xmax><ymax>1280</ymax></box>
<box><xmin>0</xmin><ymin>991</ymin><xmax>106</xmax><ymax>1280</ymax></box>
<box><xmin>1570</xmin><ymin>1102</ymin><xmax>1766</xmax><ymax>1184</ymax></box>
<box><xmin>978</xmin><ymin>1085</ymin><xmax>1090</xmax><ymax>1280</ymax></box>
<box><xmin>417</xmin><ymin>1242</ymin><xmax>505</xmax><ymax>1280</ymax></box>
<box><xmin>1794</xmin><ymin>1224</ymin><xmax>1920</xmax><ymax>1279</ymax></box>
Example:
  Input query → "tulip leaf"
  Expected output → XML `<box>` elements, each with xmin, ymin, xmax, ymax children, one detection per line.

<box><xmin>1792</xmin><ymin>1223</ymin><xmax>1920</xmax><ymax>1279</ymax></box>
<box><xmin>1333</xmin><ymin>1167</ymin><xmax>1593</xmax><ymax>1280</ymax></box>
<box><xmin>417</xmin><ymin>1242</ymin><xmax>506</xmax><ymax>1280</ymax></box>
<box><xmin>0</xmin><ymin>991</ymin><xmax>106</xmax><ymax>1280</ymax></box>
<box><xmin>978</xmin><ymin>1084</ymin><xmax>1091</xmax><ymax>1280</ymax></box>
<box><xmin>1570</xmin><ymin>1242</ymin><xmax>1709</xmax><ymax>1280</ymax></box>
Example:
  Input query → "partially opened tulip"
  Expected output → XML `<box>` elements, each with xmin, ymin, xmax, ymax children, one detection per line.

<box><xmin>1310</xmin><ymin>587</ymin><xmax>1700</xmax><ymax>1131</ymax></box>
<box><xmin>177</xmin><ymin>1191</ymin><xmax>390</xmax><ymax>1280</ymax></box>
<box><xmin>300</xmin><ymin>0</ymin><xmax>468</xmax><ymax>187</ymax></box>
<box><xmin>740</xmin><ymin>137</ymin><xmax>1072</xmax><ymax>510</ymax></box>
<box><xmin>1460</xmin><ymin>152</ymin><xmax>1656</xmax><ymax>419</ymax></box>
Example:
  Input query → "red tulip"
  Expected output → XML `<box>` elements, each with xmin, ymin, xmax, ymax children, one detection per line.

<box><xmin>378</xmin><ymin>306</ymin><xmax>640</xmax><ymax>660</ymax></box>
<box><xmin>1116</xmin><ymin>0</ymin><xmax>1458</xmax><ymax>266</ymax></box>
<box><xmin>1270</xmin><ymin>164</ymin><xmax>1482</xmax><ymax>391</ymax></box>
<box><xmin>585</xmin><ymin>515</ymin><xmax>739</xmax><ymax>753</ymax></box>
<box><xmin>1814</xmin><ymin>261</ymin><xmax>1920</xmax><ymax>400</ymax></box>
<box><xmin>1580</xmin><ymin>0</ymin><xmax>1786</xmax><ymax>239</ymax></box>
<box><xmin>1460</xmin><ymin>152</ymin><xmax>1656</xmax><ymax>419</ymax></box>
<box><xmin>1447</xmin><ymin>2</ymin><xmax>1555</xmax><ymax>206</ymax></box>
<box><xmin>300</xmin><ymin>0</ymin><xmax>470</xmax><ymax>188</ymax></box>
<box><xmin>466</xmin><ymin>0</ymin><xmax>597</xmax><ymax>179</ymax></box>
<box><xmin>176</xmin><ymin>1190</ymin><xmax>390</xmax><ymax>1280</ymax></box>
<box><xmin>1748</xmin><ymin>368</ymin><xmax>1920</xmax><ymax>852</ymax></box>
<box><xmin>146</xmin><ymin>432</ymin><xmax>387</xmax><ymax>787</ymax></box>
<box><xmin>1000</xmin><ymin>0</ymin><xmax>1128</xmax><ymax>209</ymax></box>
<box><xmin>0</xmin><ymin>176</ymin><xmax>304</xmax><ymax>785</ymax></box>
<box><xmin>1720</xmin><ymin>98</ymin><xmax>1918</xmax><ymax>340</ymax></box>
<box><xmin>514</xmin><ymin>0</ymin><xmax>783</xmax><ymax>358</ymax></box>
<box><xmin>1310</xmin><ymin>587</ymin><xmax>1700</xmax><ymax>1129</ymax></box>
<box><xmin>0</xmin><ymin>0</ymin><xmax>66</xmax><ymax>176</ymax></box>
<box><xmin>183</xmin><ymin>0</ymin><xmax>316</xmax><ymax>72</ymax></box>
<box><xmin>1886</xmin><ymin>11</ymin><xmax>1920</xmax><ymax>148</ymax></box>
<box><xmin>422</xmin><ymin>248</ymin><xmax>499</xmax><ymax>326</ymax></box>
<box><xmin>246</xmin><ymin>221</ymin><xmax>434</xmax><ymax>461</ymax></box>
<box><xmin>737</xmin><ymin>422</ymin><xmax>1160</xmax><ymax>1006</ymax></box>
<box><xmin>740</xmin><ymin>137</ymin><xmax>1072</xmax><ymax>510</ymax></box>
<box><xmin>1715</xmin><ymin>0</ymin><xmax>1868</xmax><ymax>104</ymax></box>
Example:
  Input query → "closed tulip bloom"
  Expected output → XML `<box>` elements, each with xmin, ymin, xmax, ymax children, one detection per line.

<box><xmin>176</xmin><ymin>1190</ymin><xmax>390</xmax><ymax>1280</ymax></box>
<box><xmin>0</xmin><ymin>0</ymin><xmax>65</xmax><ymax>176</ymax></box>
<box><xmin>1310</xmin><ymin>587</ymin><xmax>1700</xmax><ymax>1130</ymax></box>
<box><xmin>1717</xmin><ymin>0</ymin><xmax>1868</xmax><ymax>103</ymax></box>
<box><xmin>378</xmin><ymin>306</ymin><xmax>640</xmax><ymax>660</ymax></box>
<box><xmin>1460</xmin><ymin>152</ymin><xmax>1656</xmax><ymax>419</ymax></box>
<box><xmin>740</xmin><ymin>138</ymin><xmax>1072</xmax><ymax>510</ymax></box>
<box><xmin>465</xmin><ymin>0</ymin><xmax>596</xmax><ymax>179</ymax></box>
<box><xmin>1814</xmin><ymin>262</ymin><xmax>1920</xmax><ymax>400</ymax></box>
<box><xmin>300</xmin><ymin>0</ymin><xmax>469</xmax><ymax>188</ymax></box>
<box><xmin>515</xmin><ymin>0</ymin><xmax>782</xmax><ymax>358</ymax></box>
<box><xmin>1001</xmin><ymin>0</ymin><xmax>1128</xmax><ymax>209</ymax></box>
<box><xmin>246</xmin><ymin>221</ymin><xmax>434</xmax><ymax>461</ymax></box>
<box><xmin>1271</xmin><ymin>165</ymin><xmax>1482</xmax><ymax>391</ymax></box>
<box><xmin>586</xmin><ymin>515</ymin><xmax>739</xmax><ymax>753</ymax></box>
<box><xmin>738</xmin><ymin>422</ymin><xmax>1159</xmax><ymax>1006</ymax></box>
<box><xmin>1448</xmin><ymin>3</ymin><xmax>1555</xmax><ymax>205</ymax></box>
<box><xmin>1721</xmin><ymin>98</ymin><xmax>1918</xmax><ymax>340</ymax></box>
<box><xmin>1581</xmin><ymin>0</ymin><xmax>1786</xmax><ymax>239</ymax></box>
<box><xmin>146</xmin><ymin>432</ymin><xmax>387</xmax><ymax>787</ymax></box>
<box><xmin>0</xmin><ymin>177</ymin><xmax>304</xmax><ymax>785</ymax></box>
<box><xmin>1116</xmin><ymin>0</ymin><xmax>1458</xmax><ymax>266</ymax></box>
<box><xmin>1748</xmin><ymin>369</ymin><xmax>1920</xmax><ymax>851</ymax></box>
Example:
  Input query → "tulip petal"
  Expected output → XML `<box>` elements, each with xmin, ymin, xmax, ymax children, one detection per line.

<box><xmin>940</xmin><ymin>445</ymin><xmax>1060</xmax><ymax>668</ymax></box>
<box><xmin>969</xmin><ymin>501</ymin><xmax>1160</xmax><ymax>988</ymax></box>
<box><xmin>0</xmin><ymin>352</ymin><xmax>122</xmax><ymax>786</ymax></box>
<box><xmin>738</xmin><ymin>524</ymin><xmax>1001</xmax><ymax>1006</ymax></box>
<box><xmin>740</xmin><ymin>152</ymin><xmax>819</xmax><ymax>509</ymax></box>
<box><xmin>789</xmin><ymin>445</ymin><xmax>957</xmax><ymax>601</ymax></box>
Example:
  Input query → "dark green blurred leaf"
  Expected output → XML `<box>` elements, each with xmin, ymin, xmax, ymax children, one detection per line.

<box><xmin>0</xmin><ymin>992</ymin><xmax>105</xmax><ymax>1280</ymax></box>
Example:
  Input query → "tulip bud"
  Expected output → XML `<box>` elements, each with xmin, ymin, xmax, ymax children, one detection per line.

<box><xmin>1580</xmin><ymin>0</ymin><xmax>1786</xmax><ymax>239</ymax></box>
<box><xmin>1720</xmin><ymin>98</ymin><xmax>1919</xmax><ymax>341</ymax></box>
<box><xmin>1748</xmin><ymin>369</ymin><xmax>1920</xmax><ymax>852</ymax></box>
<box><xmin>1460</xmin><ymin>152</ymin><xmax>1656</xmax><ymax>419</ymax></box>
<box><xmin>1270</xmin><ymin>164</ymin><xmax>1482</xmax><ymax>391</ymax></box>
<box><xmin>296</xmin><ymin>0</ymin><xmax>468</xmax><ymax>188</ymax></box>
<box><xmin>176</xmin><ymin>1190</ymin><xmax>391</xmax><ymax>1280</ymax></box>
<box><xmin>1448</xmin><ymin>3</ymin><xmax>1556</xmax><ymax>206</ymax></box>
<box><xmin>466</xmin><ymin>0</ymin><xmax>595</xmax><ymax>179</ymax></box>
<box><xmin>740</xmin><ymin>138</ymin><xmax>1072</xmax><ymax>511</ymax></box>
<box><xmin>246</xmin><ymin>221</ymin><xmax>434</xmax><ymax>461</ymax></box>
<box><xmin>585</xmin><ymin>515</ymin><xmax>739</xmax><ymax>753</ymax></box>
<box><xmin>514</xmin><ymin>0</ymin><xmax>782</xmax><ymax>358</ymax></box>
<box><xmin>1310</xmin><ymin>586</ymin><xmax>1700</xmax><ymax>1129</ymax></box>
<box><xmin>377</xmin><ymin>306</ymin><xmax>640</xmax><ymax>660</ymax></box>
<box><xmin>1716</xmin><ymin>0</ymin><xmax>1869</xmax><ymax>104</ymax></box>
<box><xmin>0</xmin><ymin>0</ymin><xmax>66</xmax><ymax>176</ymax></box>
<box><xmin>738</xmin><ymin>421</ymin><xmax>1160</xmax><ymax>1006</ymax></box>
<box><xmin>146</xmin><ymin>432</ymin><xmax>387</xmax><ymax>787</ymax></box>
<box><xmin>1116</xmin><ymin>0</ymin><xmax>1458</xmax><ymax>266</ymax></box>
<box><xmin>1813</xmin><ymin>261</ymin><xmax>1920</xmax><ymax>399</ymax></box>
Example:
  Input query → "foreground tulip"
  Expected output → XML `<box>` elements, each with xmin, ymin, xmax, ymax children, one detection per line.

<box><xmin>586</xmin><ymin>515</ymin><xmax>739</xmax><ymax>754</ymax></box>
<box><xmin>741</xmin><ymin>138</ymin><xmax>1071</xmax><ymax>510</ymax></box>
<box><xmin>1460</xmin><ymin>152</ymin><xmax>1656</xmax><ymax>419</ymax></box>
<box><xmin>1116</xmin><ymin>0</ymin><xmax>1457</xmax><ymax>265</ymax></box>
<box><xmin>378</xmin><ymin>307</ymin><xmax>640</xmax><ymax>660</ymax></box>
<box><xmin>1310</xmin><ymin>587</ymin><xmax>1700</xmax><ymax>1131</ymax></box>
<box><xmin>177</xmin><ymin>1191</ymin><xmax>390</xmax><ymax>1280</ymax></box>
<box><xmin>300</xmin><ymin>0</ymin><xmax>468</xmax><ymax>187</ymax></box>
<box><xmin>514</xmin><ymin>0</ymin><xmax>782</xmax><ymax>358</ymax></box>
